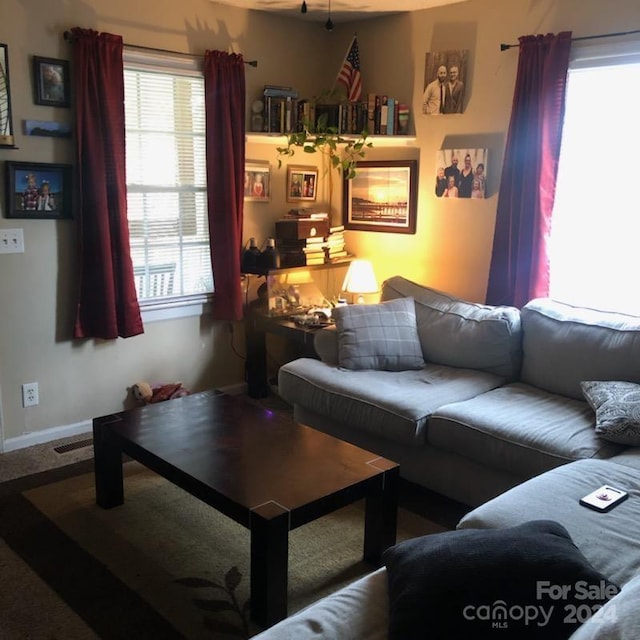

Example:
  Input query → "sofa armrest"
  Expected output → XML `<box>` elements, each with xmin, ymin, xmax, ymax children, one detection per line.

<box><xmin>314</xmin><ymin>325</ymin><xmax>339</xmax><ymax>365</ymax></box>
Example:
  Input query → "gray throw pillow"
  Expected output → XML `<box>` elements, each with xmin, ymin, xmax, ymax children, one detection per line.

<box><xmin>581</xmin><ymin>380</ymin><xmax>640</xmax><ymax>445</ymax></box>
<box><xmin>333</xmin><ymin>297</ymin><xmax>425</xmax><ymax>371</ymax></box>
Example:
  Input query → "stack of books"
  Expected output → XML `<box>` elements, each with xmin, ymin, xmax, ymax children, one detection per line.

<box><xmin>324</xmin><ymin>225</ymin><xmax>348</xmax><ymax>261</ymax></box>
<box><xmin>277</xmin><ymin>235</ymin><xmax>327</xmax><ymax>267</ymax></box>
<box><xmin>263</xmin><ymin>85</ymin><xmax>299</xmax><ymax>134</ymax></box>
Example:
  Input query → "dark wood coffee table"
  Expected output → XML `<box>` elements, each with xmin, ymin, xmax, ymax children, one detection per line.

<box><xmin>92</xmin><ymin>390</ymin><xmax>399</xmax><ymax>627</ymax></box>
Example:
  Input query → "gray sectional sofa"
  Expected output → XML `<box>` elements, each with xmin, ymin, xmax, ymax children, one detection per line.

<box><xmin>277</xmin><ymin>275</ymin><xmax>639</xmax><ymax>506</ymax></box>
<box><xmin>253</xmin><ymin>276</ymin><xmax>640</xmax><ymax>639</ymax></box>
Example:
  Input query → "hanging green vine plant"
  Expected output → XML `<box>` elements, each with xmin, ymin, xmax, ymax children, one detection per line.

<box><xmin>276</xmin><ymin>108</ymin><xmax>372</xmax><ymax>211</ymax></box>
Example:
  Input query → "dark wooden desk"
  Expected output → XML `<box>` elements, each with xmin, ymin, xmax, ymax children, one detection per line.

<box><xmin>93</xmin><ymin>390</ymin><xmax>399</xmax><ymax>628</ymax></box>
<box><xmin>245</xmin><ymin>309</ymin><xmax>328</xmax><ymax>399</ymax></box>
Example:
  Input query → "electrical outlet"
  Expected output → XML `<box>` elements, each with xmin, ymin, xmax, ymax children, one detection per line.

<box><xmin>22</xmin><ymin>382</ymin><xmax>39</xmax><ymax>407</ymax></box>
<box><xmin>0</xmin><ymin>228</ymin><xmax>25</xmax><ymax>254</ymax></box>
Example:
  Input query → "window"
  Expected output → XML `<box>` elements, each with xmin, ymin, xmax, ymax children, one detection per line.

<box><xmin>548</xmin><ymin>42</ymin><xmax>640</xmax><ymax>315</ymax></box>
<box><xmin>123</xmin><ymin>49</ymin><xmax>213</xmax><ymax>306</ymax></box>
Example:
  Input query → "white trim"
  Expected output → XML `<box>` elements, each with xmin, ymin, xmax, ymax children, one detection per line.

<box><xmin>140</xmin><ymin>296</ymin><xmax>212</xmax><ymax>323</ymax></box>
<box><xmin>123</xmin><ymin>46</ymin><xmax>202</xmax><ymax>76</ymax></box>
<box><xmin>3</xmin><ymin>420</ymin><xmax>92</xmax><ymax>452</ymax></box>
<box><xmin>570</xmin><ymin>39</ymin><xmax>640</xmax><ymax>68</ymax></box>
<box><xmin>1</xmin><ymin>385</ymin><xmax>248</xmax><ymax>452</ymax></box>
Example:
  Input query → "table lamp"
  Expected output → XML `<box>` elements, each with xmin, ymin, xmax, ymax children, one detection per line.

<box><xmin>341</xmin><ymin>259</ymin><xmax>379</xmax><ymax>304</ymax></box>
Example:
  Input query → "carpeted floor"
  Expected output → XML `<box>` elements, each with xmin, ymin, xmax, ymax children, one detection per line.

<box><xmin>0</xmin><ymin>396</ymin><xmax>469</xmax><ymax>639</ymax></box>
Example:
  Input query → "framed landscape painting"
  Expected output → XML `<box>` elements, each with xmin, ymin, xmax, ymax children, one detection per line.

<box><xmin>343</xmin><ymin>160</ymin><xmax>418</xmax><ymax>234</ymax></box>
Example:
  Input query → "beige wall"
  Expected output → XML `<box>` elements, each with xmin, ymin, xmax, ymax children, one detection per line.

<box><xmin>0</xmin><ymin>0</ymin><xmax>637</xmax><ymax>447</ymax></box>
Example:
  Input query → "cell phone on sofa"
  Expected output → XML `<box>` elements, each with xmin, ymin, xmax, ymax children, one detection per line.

<box><xmin>579</xmin><ymin>485</ymin><xmax>629</xmax><ymax>512</ymax></box>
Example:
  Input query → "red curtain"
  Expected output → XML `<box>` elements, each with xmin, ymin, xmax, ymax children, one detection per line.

<box><xmin>486</xmin><ymin>32</ymin><xmax>572</xmax><ymax>308</ymax></box>
<box><xmin>204</xmin><ymin>51</ymin><xmax>245</xmax><ymax>322</ymax></box>
<box><xmin>71</xmin><ymin>28</ymin><xmax>143</xmax><ymax>339</ymax></box>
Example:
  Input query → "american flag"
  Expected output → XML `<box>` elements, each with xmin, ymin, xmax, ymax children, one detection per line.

<box><xmin>336</xmin><ymin>36</ymin><xmax>362</xmax><ymax>102</ymax></box>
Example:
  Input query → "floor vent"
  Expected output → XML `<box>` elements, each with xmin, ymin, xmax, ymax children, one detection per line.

<box><xmin>54</xmin><ymin>438</ymin><xmax>94</xmax><ymax>454</ymax></box>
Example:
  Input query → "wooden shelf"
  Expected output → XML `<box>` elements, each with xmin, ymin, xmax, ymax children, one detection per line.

<box><xmin>245</xmin><ymin>132</ymin><xmax>416</xmax><ymax>147</ymax></box>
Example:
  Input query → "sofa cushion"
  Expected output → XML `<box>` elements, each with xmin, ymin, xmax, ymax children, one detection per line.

<box><xmin>458</xmin><ymin>458</ymin><xmax>640</xmax><ymax>587</ymax></box>
<box><xmin>570</xmin><ymin>572</ymin><xmax>640</xmax><ymax>640</ymax></box>
<box><xmin>251</xmin><ymin>567</ymin><xmax>389</xmax><ymax>640</ymax></box>
<box><xmin>520</xmin><ymin>299</ymin><xmax>640</xmax><ymax>400</ymax></box>
<box><xmin>429</xmin><ymin>383</ymin><xmax>624</xmax><ymax>478</ymax></box>
<box><xmin>332</xmin><ymin>297</ymin><xmax>425</xmax><ymax>371</ymax></box>
<box><xmin>581</xmin><ymin>380</ymin><xmax>640</xmax><ymax>446</ymax></box>
<box><xmin>278</xmin><ymin>358</ymin><xmax>504</xmax><ymax>446</ymax></box>
<box><xmin>383</xmin><ymin>519</ymin><xmax>617</xmax><ymax>640</ymax></box>
<box><xmin>381</xmin><ymin>275</ymin><xmax>522</xmax><ymax>379</ymax></box>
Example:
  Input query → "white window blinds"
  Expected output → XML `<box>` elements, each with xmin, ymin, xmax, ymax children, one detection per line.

<box><xmin>123</xmin><ymin>50</ymin><xmax>213</xmax><ymax>302</ymax></box>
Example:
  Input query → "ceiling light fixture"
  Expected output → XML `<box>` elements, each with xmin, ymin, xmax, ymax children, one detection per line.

<box><xmin>325</xmin><ymin>0</ymin><xmax>333</xmax><ymax>30</ymax></box>
<box><xmin>300</xmin><ymin>0</ymin><xmax>307</xmax><ymax>13</ymax></box>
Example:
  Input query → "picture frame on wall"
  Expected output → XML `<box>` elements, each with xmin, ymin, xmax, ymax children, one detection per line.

<box><xmin>1</xmin><ymin>43</ymin><xmax>16</xmax><ymax>147</ymax></box>
<box><xmin>286</xmin><ymin>165</ymin><xmax>318</xmax><ymax>202</ymax></box>
<box><xmin>33</xmin><ymin>56</ymin><xmax>70</xmax><ymax>107</ymax></box>
<box><xmin>244</xmin><ymin>160</ymin><xmax>271</xmax><ymax>202</ymax></box>
<box><xmin>343</xmin><ymin>160</ymin><xmax>418</xmax><ymax>234</ymax></box>
<box><xmin>435</xmin><ymin>148</ymin><xmax>488</xmax><ymax>198</ymax></box>
<box><xmin>5</xmin><ymin>161</ymin><xmax>73</xmax><ymax>219</ymax></box>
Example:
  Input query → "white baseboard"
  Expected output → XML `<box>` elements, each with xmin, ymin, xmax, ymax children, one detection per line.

<box><xmin>1</xmin><ymin>385</ymin><xmax>249</xmax><ymax>453</ymax></box>
<box><xmin>218</xmin><ymin>382</ymin><xmax>247</xmax><ymax>396</ymax></box>
<box><xmin>2</xmin><ymin>420</ymin><xmax>93</xmax><ymax>453</ymax></box>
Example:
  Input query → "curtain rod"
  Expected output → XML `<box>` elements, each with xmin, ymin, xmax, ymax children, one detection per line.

<box><xmin>63</xmin><ymin>31</ymin><xmax>258</xmax><ymax>66</ymax></box>
<box><xmin>500</xmin><ymin>27</ymin><xmax>640</xmax><ymax>51</ymax></box>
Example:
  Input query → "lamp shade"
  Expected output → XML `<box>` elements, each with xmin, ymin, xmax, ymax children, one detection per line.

<box><xmin>341</xmin><ymin>260</ymin><xmax>378</xmax><ymax>303</ymax></box>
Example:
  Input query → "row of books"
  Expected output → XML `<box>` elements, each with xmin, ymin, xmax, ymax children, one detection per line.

<box><xmin>257</xmin><ymin>85</ymin><xmax>411</xmax><ymax>136</ymax></box>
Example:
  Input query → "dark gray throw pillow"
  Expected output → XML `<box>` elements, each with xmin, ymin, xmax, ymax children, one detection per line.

<box><xmin>383</xmin><ymin>520</ymin><xmax>618</xmax><ymax>640</ymax></box>
<box><xmin>581</xmin><ymin>380</ymin><xmax>640</xmax><ymax>445</ymax></box>
<box><xmin>332</xmin><ymin>297</ymin><xmax>425</xmax><ymax>371</ymax></box>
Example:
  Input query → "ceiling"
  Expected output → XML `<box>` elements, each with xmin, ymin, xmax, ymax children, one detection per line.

<box><xmin>210</xmin><ymin>0</ymin><xmax>467</xmax><ymax>24</ymax></box>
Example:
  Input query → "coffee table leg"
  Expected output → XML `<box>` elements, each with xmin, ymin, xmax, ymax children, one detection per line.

<box><xmin>363</xmin><ymin>464</ymin><xmax>399</xmax><ymax>565</ymax></box>
<box><xmin>93</xmin><ymin>415</ymin><xmax>124</xmax><ymax>508</ymax></box>
<box><xmin>250</xmin><ymin>502</ymin><xmax>290</xmax><ymax>627</ymax></box>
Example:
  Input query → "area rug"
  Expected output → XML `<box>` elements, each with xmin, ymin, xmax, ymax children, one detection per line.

<box><xmin>0</xmin><ymin>458</ymin><xmax>458</xmax><ymax>639</ymax></box>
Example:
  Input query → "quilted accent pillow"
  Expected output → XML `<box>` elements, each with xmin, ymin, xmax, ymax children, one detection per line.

<box><xmin>332</xmin><ymin>297</ymin><xmax>425</xmax><ymax>371</ymax></box>
<box><xmin>581</xmin><ymin>380</ymin><xmax>640</xmax><ymax>445</ymax></box>
<box><xmin>383</xmin><ymin>520</ymin><xmax>619</xmax><ymax>640</ymax></box>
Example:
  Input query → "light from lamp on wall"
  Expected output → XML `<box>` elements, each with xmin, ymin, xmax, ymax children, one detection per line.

<box><xmin>341</xmin><ymin>260</ymin><xmax>378</xmax><ymax>304</ymax></box>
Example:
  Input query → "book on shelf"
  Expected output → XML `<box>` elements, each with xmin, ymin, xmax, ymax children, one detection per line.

<box><xmin>380</xmin><ymin>96</ymin><xmax>388</xmax><ymax>135</ymax></box>
<box><xmin>397</xmin><ymin>103</ymin><xmax>410</xmax><ymax>135</ymax></box>
<box><xmin>387</xmin><ymin>99</ymin><xmax>396</xmax><ymax>135</ymax></box>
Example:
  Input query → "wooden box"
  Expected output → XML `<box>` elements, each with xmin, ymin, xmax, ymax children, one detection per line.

<box><xmin>275</xmin><ymin>218</ymin><xmax>329</xmax><ymax>240</ymax></box>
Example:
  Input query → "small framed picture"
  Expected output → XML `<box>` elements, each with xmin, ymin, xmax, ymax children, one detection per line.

<box><xmin>287</xmin><ymin>165</ymin><xmax>318</xmax><ymax>202</ymax></box>
<box><xmin>244</xmin><ymin>160</ymin><xmax>271</xmax><ymax>202</ymax></box>
<box><xmin>33</xmin><ymin>56</ymin><xmax>70</xmax><ymax>107</ymax></box>
<box><xmin>5</xmin><ymin>161</ymin><xmax>73</xmax><ymax>219</ymax></box>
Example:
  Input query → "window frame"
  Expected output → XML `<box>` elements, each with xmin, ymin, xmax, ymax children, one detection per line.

<box><xmin>123</xmin><ymin>47</ymin><xmax>213</xmax><ymax>322</ymax></box>
<box><xmin>548</xmin><ymin>39</ymin><xmax>640</xmax><ymax>315</ymax></box>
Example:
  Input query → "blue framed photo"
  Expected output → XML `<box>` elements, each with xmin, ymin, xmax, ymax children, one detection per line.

<box><xmin>5</xmin><ymin>161</ymin><xmax>73</xmax><ymax>219</ymax></box>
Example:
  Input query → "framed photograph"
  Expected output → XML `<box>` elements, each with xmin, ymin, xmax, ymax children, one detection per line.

<box><xmin>436</xmin><ymin>148</ymin><xmax>488</xmax><ymax>199</ymax></box>
<box><xmin>422</xmin><ymin>49</ymin><xmax>469</xmax><ymax>115</ymax></box>
<box><xmin>287</xmin><ymin>165</ymin><xmax>318</xmax><ymax>202</ymax></box>
<box><xmin>5</xmin><ymin>161</ymin><xmax>73</xmax><ymax>219</ymax></box>
<box><xmin>33</xmin><ymin>56</ymin><xmax>70</xmax><ymax>107</ymax></box>
<box><xmin>343</xmin><ymin>160</ymin><xmax>418</xmax><ymax>234</ymax></box>
<box><xmin>23</xmin><ymin>119</ymin><xmax>71</xmax><ymax>138</ymax></box>
<box><xmin>244</xmin><ymin>160</ymin><xmax>271</xmax><ymax>202</ymax></box>
<box><xmin>1</xmin><ymin>43</ymin><xmax>16</xmax><ymax>147</ymax></box>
